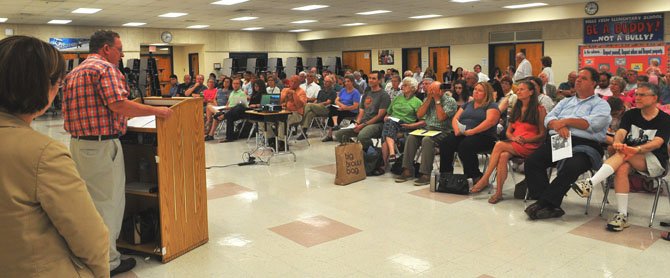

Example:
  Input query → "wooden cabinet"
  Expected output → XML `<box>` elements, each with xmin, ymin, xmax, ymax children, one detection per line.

<box><xmin>118</xmin><ymin>97</ymin><xmax>208</xmax><ymax>263</ymax></box>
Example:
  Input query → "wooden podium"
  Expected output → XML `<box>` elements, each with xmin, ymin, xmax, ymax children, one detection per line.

<box><xmin>118</xmin><ymin>97</ymin><xmax>208</xmax><ymax>263</ymax></box>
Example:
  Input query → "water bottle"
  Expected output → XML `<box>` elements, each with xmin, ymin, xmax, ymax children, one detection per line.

<box><xmin>430</xmin><ymin>169</ymin><xmax>439</xmax><ymax>192</ymax></box>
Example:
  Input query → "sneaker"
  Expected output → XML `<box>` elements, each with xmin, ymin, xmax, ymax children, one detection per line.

<box><xmin>204</xmin><ymin>135</ymin><xmax>215</xmax><ymax>141</ymax></box>
<box><xmin>606</xmin><ymin>213</ymin><xmax>631</xmax><ymax>232</ymax></box>
<box><xmin>532</xmin><ymin>206</ymin><xmax>565</xmax><ymax>220</ymax></box>
<box><xmin>414</xmin><ymin>174</ymin><xmax>431</xmax><ymax>186</ymax></box>
<box><xmin>111</xmin><ymin>258</ymin><xmax>136</xmax><ymax>276</ymax></box>
<box><xmin>570</xmin><ymin>179</ymin><xmax>593</xmax><ymax>198</ymax></box>
<box><xmin>395</xmin><ymin>169</ymin><xmax>413</xmax><ymax>183</ymax></box>
<box><xmin>321</xmin><ymin>136</ymin><xmax>334</xmax><ymax>142</ymax></box>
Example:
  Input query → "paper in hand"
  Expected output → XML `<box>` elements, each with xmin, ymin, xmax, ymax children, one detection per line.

<box><xmin>388</xmin><ymin>116</ymin><xmax>400</xmax><ymax>123</ymax></box>
<box><xmin>457</xmin><ymin>121</ymin><xmax>467</xmax><ymax>134</ymax></box>
<box><xmin>551</xmin><ymin>132</ymin><xmax>572</xmax><ymax>162</ymax></box>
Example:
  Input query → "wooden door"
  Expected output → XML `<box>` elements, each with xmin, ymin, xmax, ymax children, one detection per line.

<box><xmin>492</xmin><ymin>44</ymin><xmax>515</xmax><ymax>78</ymax></box>
<box><xmin>406</xmin><ymin>49</ymin><xmax>420</xmax><ymax>73</ymax></box>
<box><xmin>515</xmin><ymin>43</ymin><xmax>543</xmax><ymax>76</ymax></box>
<box><xmin>342</xmin><ymin>51</ymin><xmax>371</xmax><ymax>74</ymax></box>
<box><xmin>189</xmin><ymin>53</ymin><xmax>199</xmax><ymax>77</ymax></box>
<box><xmin>429</xmin><ymin>47</ymin><xmax>450</xmax><ymax>82</ymax></box>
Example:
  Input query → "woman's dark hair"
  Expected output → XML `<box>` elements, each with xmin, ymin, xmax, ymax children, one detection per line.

<box><xmin>455</xmin><ymin>67</ymin><xmax>464</xmax><ymax>78</ymax></box>
<box><xmin>0</xmin><ymin>36</ymin><xmax>65</xmax><ymax>114</ymax></box>
<box><xmin>452</xmin><ymin>79</ymin><xmax>468</xmax><ymax>102</ymax></box>
<box><xmin>510</xmin><ymin>80</ymin><xmax>540</xmax><ymax>125</ymax></box>
<box><xmin>606</xmin><ymin>96</ymin><xmax>625</xmax><ymax>114</ymax></box>
<box><xmin>221</xmin><ymin>77</ymin><xmax>233</xmax><ymax>90</ymax></box>
<box><xmin>89</xmin><ymin>30</ymin><xmax>119</xmax><ymax>54</ymax></box>
<box><xmin>491</xmin><ymin>80</ymin><xmax>504</xmax><ymax>102</ymax></box>
<box><xmin>493</xmin><ymin>67</ymin><xmax>502</xmax><ymax>78</ymax></box>
<box><xmin>253</xmin><ymin>79</ymin><xmax>267</xmax><ymax>95</ymax></box>
<box><xmin>541</xmin><ymin>56</ymin><xmax>552</xmax><ymax>67</ymax></box>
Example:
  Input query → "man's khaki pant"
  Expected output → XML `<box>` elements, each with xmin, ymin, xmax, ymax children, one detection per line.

<box><xmin>70</xmin><ymin>138</ymin><xmax>125</xmax><ymax>269</ymax></box>
<box><xmin>301</xmin><ymin>103</ymin><xmax>329</xmax><ymax>129</ymax></box>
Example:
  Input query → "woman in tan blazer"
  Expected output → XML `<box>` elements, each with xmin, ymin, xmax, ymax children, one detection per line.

<box><xmin>0</xmin><ymin>36</ymin><xmax>109</xmax><ymax>277</ymax></box>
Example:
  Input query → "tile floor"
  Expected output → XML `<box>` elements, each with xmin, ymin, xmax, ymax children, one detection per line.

<box><xmin>32</xmin><ymin>114</ymin><xmax>670</xmax><ymax>277</ymax></box>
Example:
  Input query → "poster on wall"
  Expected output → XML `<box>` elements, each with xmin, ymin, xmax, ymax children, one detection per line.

<box><xmin>583</xmin><ymin>13</ymin><xmax>664</xmax><ymax>44</ymax></box>
<box><xmin>49</xmin><ymin>38</ymin><xmax>90</xmax><ymax>52</ymax></box>
<box><xmin>578</xmin><ymin>43</ymin><xmax>668</xmax><ymax>75</ymax></box>
<box><xmin>378</xmin><ymin>49</ymin><xmax>394</xmax><ymax>65</ymax></box>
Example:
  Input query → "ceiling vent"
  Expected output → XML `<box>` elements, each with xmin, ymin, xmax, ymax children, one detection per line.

<box><xmin>490</xmin><ymin>30</ymin><xmax>542</xmax><ymax>43</ymax></box>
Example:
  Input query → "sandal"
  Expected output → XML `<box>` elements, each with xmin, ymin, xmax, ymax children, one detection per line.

<box><xmin>488</xmin><ymin>193</ymin><xmax>504</xmax><ymax>204</ymax></box>
<box><xmin>470</xmin><ymin>181</ymin><xmax>489</xmax><ymax>193</ymax></box>
<box><xmin>661</xmin><ymin>231</ymin><xmax>670</xmax><ymax>241</ymax></box>
<box><xmin>388</xmin><ymin>154</ymin><xmax>397</xmax><ymax>162</ymax></box>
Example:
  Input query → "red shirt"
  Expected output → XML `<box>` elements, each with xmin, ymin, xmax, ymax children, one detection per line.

<box><xmin>202</xmin><ymin>88</ymin><xmax>217</xmax><ymax>102</ymax></box>
<box><xmin>62</xmin><ymin>54</ymin><xmax>129</xmax><ymax>136</ymax></box>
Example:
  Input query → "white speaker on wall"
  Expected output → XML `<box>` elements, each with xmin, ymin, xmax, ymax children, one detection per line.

<box><xmin>5</xmin><ymin>29</ymin><xmax>14</xmax><ymax>36</ymax></box>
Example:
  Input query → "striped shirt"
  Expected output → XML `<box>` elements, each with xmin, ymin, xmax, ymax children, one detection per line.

<box><xmin>62</xmin><ymin>54</ymin><xmax>128</xmax><ymax>136</ymax></box>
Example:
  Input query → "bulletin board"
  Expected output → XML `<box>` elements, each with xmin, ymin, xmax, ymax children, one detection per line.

<box><xmin>578</xmin><ymin>42</ymin><xmax>669</xmax><ymax>74</ymax></box>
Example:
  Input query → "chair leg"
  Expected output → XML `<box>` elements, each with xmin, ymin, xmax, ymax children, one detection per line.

<box><xmin>247</xmin><ymin>123</ymin><xmax>257</xmax><ymax>143</ymax></box>
<box><xmin>584</xmin><ymin>170</ymin><xmax>594</xmax><ymax>215</ymax></box>
<box><xmin>649</xmin><ymin>178</ymin><xmax>667</xmax><ymax>227</ymax></box>
<box><xmin>599</xmin><ymin>178</ymin><xmax>610</xmax><ymax>216</ymax></box>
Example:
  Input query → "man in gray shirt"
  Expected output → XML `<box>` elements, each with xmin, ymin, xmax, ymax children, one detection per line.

<box><xmin>335</xmin><ymin>72</ymin><xmax>391</xmax><ymax>150</ymax></box>
<box><xmin>298</xmin><ymin>75</ymin><xmax>337</xmax><ymax>140</ymax></box>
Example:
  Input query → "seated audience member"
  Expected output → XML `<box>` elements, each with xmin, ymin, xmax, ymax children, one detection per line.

<box><xmin>646</xmin><ymin>59</ymin><xmax>662</xmax><ymax>77</ymax></box>
<box><xmin>454</xmin><ymin>67</ymin><xmax>464</xmax><ymax>80</ymax></box>
<box><xmin>323</xmin><ymin>75</ymin><xmax>361</xmax><ymax>142</ymax></box>
<box><xmin>167</xmin><ymin>74</ymin><xmax>179</xmax><ymax>96</ymax></box>
<box><xmin>558</xmin><ymin>71</ymin><xmax>577</xmax><ymax>99</ymax></box>
<box><xmin>416</xmin><ymin>77</ymin><xmax>433</xmax><ymax>100</ymax></box>
<box><xmin>334</xmin><ymin>73</ymin><xmax>391</xmax><ymax>151</ymax></box>
<box><xmin>498</xmin><ymin>76</ymin><xmax>517</xmax><ymax>115</ymax></box>
<box><xmin>413</xmin><ymin>66</ymin><xmax>424</xmax><ymax>83</ymax></box>
<box><xmin>595</xmin><ymin>71</ymin><xmax>613</xmax><ymax>97</ymax></box>
<box><xmin>450</xmin><ymin>79</ymin><xmax>471</xmax><ymax>107</ymax></box>
<box><xmin>524</xmin><ymin>67</ymin><xmax>611</xmax><ymax>220</ymax></box>
<box><xmin>541</xmin><ymin>56</ymin><xmax>555</xmax><ymax>85</ymax></box>
<box><xmin>604</xmin><ymin>76</ymin><xmax>634</xmax><ymax>108</ymax></box>
<box><xmin>605</xmin><ymin>97</ymin><xmax>626</xmax><ymax>147</ymax></box>
<box><xmin>474</xmin><ymin>64</ymin><xmax>489</xmax><ymax>82</ymax></box>
<box><xmin>423</xmin><ymin>67</ymin><xmax>437</xmax><ymax>81</ymax></box>
<box><xmin>439</xmin><ymin>82</ymin><xmax>501</xmax><ymax>182</ymax></box>
<box><xmin>470</xmin><ymin>80</ymin><xmax>547</xmax><ymax>203</ymax></box>
<box><xmin>385</xmin><ymin>74</ymin><xmax>402</xmax><ymax>100</ymax></box>
<box><xmin>0</xmin><ymin>35</ymin><xmax>109</xmax><ymax>277</ymax></box>
<box><xmin>216</xmin><ymin>74</ymin><xmax>227</xmax><ymax>88</ymax></box>
<box><xmin>380</xmin><ymin>77</ymin><xmax>425</xmax><ymax>172</ymax></box>
<box><xmin>301</xmin><ymin>72</ymin><xmax>321</xmax><ymax>102</ymax></box>
<box><xmin>492</xmin><ymin>67</ymin><xmax>502</xmax><ymax>82</ymax></box>
<box><xmin>526</xmin><ymin>76</ymin><xmax>555</xmax><ymax>112</ymax></box>
<box><xmin>203</xmin><ymin>77</ymin><xmax>232</xmax><ymax>139</ymax></box>
<box><xmin>334</xmin><ymin>75</ymin><xmax>344</xmax><ymax>91</ymax></box>
<box><xmin>625</xmin><ymin>70</ymin><xmax>638</xmax><ymax>91</ymax></box>
<box><xmin>395</xmin><ymin>81</ymin><xmax>458</xmax><ymax>185</ymax></box>
<box><xmin>539</xmin><ymin>72</ymin><xmax>558</xmax><ymax>103</ymax></box>
<box><xmin>208</xmin><ymin>72</ymin><xmax>217</xmax><ymax>82</ymax></box>
<box><xmin>353</xmin><ymin>71</ymin><xmax>367</xmax><ymax>93</ymax></box>
<box><xmin>177</xmin><ymin>74</ymin><xmax>193</xmax><ymax>96</ymax></box>
<box><xmin>262</xmin><ymin>75</ymin><xmax>307</xmax><ymax>150</ymax></box>
<box><xmin>403</xmin><ymin>70</ymin><xmax>414</xmax><ymax>78</ymax></box>
<box><xmin>202</xmin><ymin>79</ymin><xmax>220</xmax><ymax>131</ymax></box>
<box><xmin>298</xmin><ymin>75</ymin><xmax>337</xmax><ymax>140</ymax></box>
<box><xmin>506</xmin><ymin>65</ymin><xmax>516</xmax><ymax>78</ymax></box>
<box><xmin>184</xmin><ymin>74</ymin><xmax>207</xmax><ymax>97</ymax></box>
<box><xmin>571</xmin><ymin>83</ymin><xmax>670</xmax><ymax>231</ymax></box>
<box><xmin>205</xmin><ymin>78</ymin><xmax>247</xmax><ymax>141</ymax></box>
<box><xmin>443</xmin><ymin>64</ymin><xmax>456</xmax><ymax>84</ymax></box>
<box><xmin>266</xmin><ymin>76</ymin><xmax>281</xmax><ymax>94</ymax></box>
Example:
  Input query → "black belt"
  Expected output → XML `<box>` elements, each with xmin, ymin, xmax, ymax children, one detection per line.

<box><xmin>72</xmin><ymin>135</ymin><xmax>119</xmax><ymax>141</ymax></box>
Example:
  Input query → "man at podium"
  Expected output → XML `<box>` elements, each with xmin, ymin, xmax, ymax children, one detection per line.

<box><xmin>62</xmin><ymin>30</ymin><xmax>172</xmax><ymax>276</ymax></box>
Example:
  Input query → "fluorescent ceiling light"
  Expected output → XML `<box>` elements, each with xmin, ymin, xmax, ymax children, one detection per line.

<box><xmin>211</xmin><ymin>0</ymin><xmax>248</xmax><ymax>5</ymax></box>
<box><xmin>159</xmin><ymin>48</ymin><xmax>169</xmax><ymax>51</ymax></box>
<box><xmin>289</xmin><ymin>29</ymin><xmax>311</xmax><ymax>32</ymax></box>
<box><xmin>291</xmin><ymin>19</ymin><xmax>317</xmax><ymax>24</ymax></box>
<box><xmin>242</xmin><ymin>27</ymin><xmax>264</xmax><ymax>30</ymax></box>
<box><xmin>409</xmin><ymin>14</ymin><xmax>441</xmax><ymax>19</ymax></box>
<box><xmin>0</xmin><ymin>18</ymin><xmax>7</xmax><ymax>23</ymax></box>
<box><xmin>150</xmin><ymin>43</ymin><xmax>168</xmax><ymax>46</ymax></box>
<box><xmin>292</xmin><ymin>5</ymin><xmax>329</xmax><ymax>11</ymax></box>
<box><xmin>48</xmin><ymin>19</ymin><xmax>71</xmax><ymax>24</ymax></box>
<box><xmin>159</xmin><ymin>12</ymin><xmax>188</xmax><ymax>18</ymax></box>
<box><xmin>123</xmin><ymin>22</ymin><xmax>146</xmax><ymax>26</ymax></box>
<box><xmin>187</xmin><ymin>25</ymin><xmax>210</xmax><ymax>29</ymax></box>
<box><xmin>341</xmin><ymin>22</ymin><xmax>365</xmax><ymax>26</ymax></box>
<box><xmin>72</xmin><ymin>8</ymin><xmax>101</xmax><ymax>14</ymax></box>
<box><xmin>356</xmin><ymin>10</ymin><xmax>391</xmax><ymax>15</ymax></box>
<box><xmin>230</xmin><ymin>16</ymin><xmax>258</xmax><ymax>21</ymax></box>
<box><xmin>504</xmin><ymin>2</ymin><xmax>548</xmax><ymax>9</ymax></box>
<box><xmin>451</xmin><ymin>0</ymin><xmax>479</xmax><ymax>3</ymax></box>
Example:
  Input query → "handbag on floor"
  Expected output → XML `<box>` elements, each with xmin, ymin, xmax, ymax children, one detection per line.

<box><xmin>436</xmin><ymin>173</ymin><xmax>469</xmax><ymax>195</ymax></box>
<box><xmin>334</xmin><ymin>142</ymin><xmax>366</xmax><ymax>185</ymax></box>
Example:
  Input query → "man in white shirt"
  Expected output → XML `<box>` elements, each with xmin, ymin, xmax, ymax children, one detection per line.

<box><xmin>300</xmin><ymin>72</ymin><xmax>321</xmax><ymax>102</ymax></box>
<box><xmin>513</xmin><ymin>52</ymin><xmax>532</xmax><ymax>82</ymax></box>
<box><xmin>474</xmin><ymin>64</ymin><xmax>489</xmax><ymax>82</ymax></box>
<box><xmin>595</xmin><ymin>72</ymin><xmax>613</xmax><ymax>97</ymax></box>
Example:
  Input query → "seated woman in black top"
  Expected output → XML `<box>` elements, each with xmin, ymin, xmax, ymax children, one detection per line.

<box><xmin>219</xmin><ymin>79</ymin><xmax>267</xmax><ymax>143</ymax></box>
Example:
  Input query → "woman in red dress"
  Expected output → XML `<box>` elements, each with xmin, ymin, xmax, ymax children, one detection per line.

<box><xmin>470</xmin><ymin>80</ymin><xmax>547</xmax><ymax>203</ymax></box>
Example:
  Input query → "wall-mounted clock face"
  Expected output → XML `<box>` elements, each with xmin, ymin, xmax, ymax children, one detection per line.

<box><xmin>585</xmin><ymin>2</ymin><xmax>599</xmax><ymax>15</ymax></box>
<box><xmin>160</xmin><ymin>31</ymin><xmax>173</xmax><ymax>43</ymax></box>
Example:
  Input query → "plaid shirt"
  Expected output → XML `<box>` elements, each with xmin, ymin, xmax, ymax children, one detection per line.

<box><xmin>62</xmin><ymin>54</ymin><xmax>129</xmax><ymax>136</ymax></box>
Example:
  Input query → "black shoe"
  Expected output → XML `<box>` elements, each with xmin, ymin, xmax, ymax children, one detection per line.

<box><xmin>524</xmin><ymin>201</ymin><xmax>544</xmax><ymax>220</ymax></box>
<box><xmin>111</xmin><ymin>258</ymin><xmax>136</xmax><ymax>276</ymax></box>
<box><xmin>532</xmin><ymin>206</ymin><xmax>565</xmax><ymax>220</ymax></box>
<box><xmin>332</xmin><ymin>126</ymin><xmax>341</xmax><ymax>131</ymax></box>
<box><xmin>321</xmin><ymin>136</ymin><xmax>334</xmax><ymax>142</ymax></box>
<box><xmin>204</xmin><ymin>135</ymin><xmax>215</xmax><ymax>141</ymax></box>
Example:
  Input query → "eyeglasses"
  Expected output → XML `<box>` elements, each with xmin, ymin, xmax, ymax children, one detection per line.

<box><xmin>634</xmin><ymin>93</ymin><xmax>655</xmax><ymax>97</ymax></box>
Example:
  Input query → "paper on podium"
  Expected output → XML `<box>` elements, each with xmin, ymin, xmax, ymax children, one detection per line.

<box><xmin>409</xmin><ymin>129</ymin><xmax>441</xmax><ymax>137</ymax></box>
<box><xmin>128</xmin><ymin>116</ymin><xmax>156</xmax><ymax>128</ymax></box>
